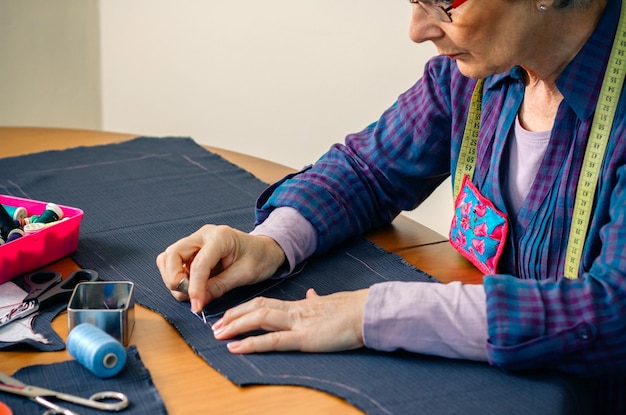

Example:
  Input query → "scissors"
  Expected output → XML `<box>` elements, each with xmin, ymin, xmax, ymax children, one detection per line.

<box><xmin>0</xmin><ymin>270</ymin><xmax>99</xmax><ymax>329</ymax></box>
<box><xmin>0</xmin><ymin>371</ymin><xmax>129</xmax><ymax>414</ymax></box>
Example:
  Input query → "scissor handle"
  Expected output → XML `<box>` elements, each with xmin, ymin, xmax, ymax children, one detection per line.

<box><xmin>49</xmin><ymin>390</ymin><xmax>129</xmax><ymax>412</ymax></box>
<box><xmin>36</xmin><ymin>269</ymin><xmax>99</xmax><ymax>308</ymax></box>
<box><xmin>22</xmin><ymin>271</ymin><xmax>63</xmax><ymax>302</ymax></box>
<box><xmin>89</xmin><ymin>391</ymin><xmax>130</xmax><ymax>411</ymax></box>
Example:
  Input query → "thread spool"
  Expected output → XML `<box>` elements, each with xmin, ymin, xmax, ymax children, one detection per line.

<box><xmin>1</xmin><ymin>204</ymin><xmax>27</xmax><ymax>221</ymax></box>
<box><xmin>0</xmin><ymin>205</ymin><xmax>19</xmax><ymax>239</ymax></box>
<box><xmin>67</xmin><ymin>323</ymin><xmax>126</xmax><ymax>378</ymax></box>
<box><xmin>23</xmin><ymin>222</ymin><xmax>47</xmax><ymax>233</ymax></box>
<box><xmin>22</xmin><ymin>215</ymin><xmax>37</xmax><ymax>225</ymax></box>
<box><xmin>6</xmin><ymin>228</ymin><xmax>24</xmax><ymax>243</ymax></box>
<box><xmin>31</xmin><ymin>202</ymin><xmax>63</xmax><ymax>224</ymax></box>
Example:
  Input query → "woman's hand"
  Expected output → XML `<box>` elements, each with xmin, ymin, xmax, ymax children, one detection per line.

<box><xmin>156</xmin><ymin>224</ymin><xmax>286</xmax><ymax>312</ymax></box>
<box><xmin>212</xmin><ymin>288</ymin><xmax>370</xmax><ymax>353</ymax></box>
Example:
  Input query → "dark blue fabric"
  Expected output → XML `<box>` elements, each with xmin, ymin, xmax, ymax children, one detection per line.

<box><xmin>0</xmin><ymin>346</ymin><xmax>167</xmax><ymax>415</ymax></box>
<box><xmin>0</xmin><ymin>137</ymin><xmax>593</xmax><ymax>414</ymax></box>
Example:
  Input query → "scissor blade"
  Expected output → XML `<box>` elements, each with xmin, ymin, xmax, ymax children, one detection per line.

<box><xmin>0</xmin><ymin>300</ymin><xmax>39</xmax><ymax>329</ymax></box>
<box><xmin>0</xmin><ymin>373</ymin><xmax>65</xmax><ymax>401</ymax></box>
<box><xmin>0</xmin><ymin>371</ymin><xmax>26</xmax><ymax>387</ymax></box>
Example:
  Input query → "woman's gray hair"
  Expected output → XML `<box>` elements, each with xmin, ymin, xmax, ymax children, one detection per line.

<box><xmin>554</xmin><ymin>0</ymin><xmax>593</xmax><ymax>8</ymax></box>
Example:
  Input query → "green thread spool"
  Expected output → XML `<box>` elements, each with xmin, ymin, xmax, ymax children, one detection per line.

<box><xmin>32</xmin><ymin>203</ymin><xmax>64</xmax><ymax>224</ymax></box>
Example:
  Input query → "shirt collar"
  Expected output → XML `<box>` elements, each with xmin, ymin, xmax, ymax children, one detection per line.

<box><xmin>556</xmin><ymin>0</ymin><xmax>621</xmax><ymax>120</ymax></box>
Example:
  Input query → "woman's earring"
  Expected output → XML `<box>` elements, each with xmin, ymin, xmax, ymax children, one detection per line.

<box><xmin>537</xmin><ymin>3</ymin><xmax>548</xmax><ymax>11</ymax></box>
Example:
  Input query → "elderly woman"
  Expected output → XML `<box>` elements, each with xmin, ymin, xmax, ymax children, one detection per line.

<box><xmin>158</xmin><ymin>0</ymin><xmax>624</xmax><ymax>411</ymax></box>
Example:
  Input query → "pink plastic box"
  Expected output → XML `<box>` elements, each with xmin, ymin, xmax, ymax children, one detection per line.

<box><xmin>0</xmin><ymin>195</ymin><xmax>84</xmax><ymax>284</ymax></box>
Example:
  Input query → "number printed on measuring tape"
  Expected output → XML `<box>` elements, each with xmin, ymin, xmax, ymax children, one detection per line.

<box><xmin>453</xmin><ymin>79</ymin><xmax>484</xmax><ymax>199</ymax></box>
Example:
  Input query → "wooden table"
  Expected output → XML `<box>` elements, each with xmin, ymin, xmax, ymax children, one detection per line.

<box><xmin>0</xmin><ymin>127</ymin><xmax>482</xmax><ymax>414</ymax></box>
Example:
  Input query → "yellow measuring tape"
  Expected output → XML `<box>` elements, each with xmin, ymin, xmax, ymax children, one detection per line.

<box><xmin>454</xmin><ymin>4</ymin><xmax>626</xmax><ymax>279</ymax></box>
<box><xmin>564</xmin><ymin>7</ymin><xmax>626</xmax><ymax>279</ymax></box>
<box><xmin>453</xmin><ymin>78</ymin><xmax>484</xmax><ymax>199</ymax></box>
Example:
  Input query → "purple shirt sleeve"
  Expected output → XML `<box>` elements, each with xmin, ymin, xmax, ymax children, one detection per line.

<box><xmin>250</xmin><ymin>207</ymin><xmax>317</xmax><ymax>276</ymax></box>
<box><xmin>364</xmin><ymin>281</ymin><xmax>488</xmax><ymax>361</ymax></box>
<box><xmin>251</xmin><ymin>207</ymin><xmax>488</xmax><ymax>360</ymax></box>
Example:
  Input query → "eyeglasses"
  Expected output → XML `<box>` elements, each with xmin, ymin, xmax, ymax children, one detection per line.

<box><xmin>408</xmin><ymin>0</ymin><xmax>468</xmax><ymax>23</ymax></box>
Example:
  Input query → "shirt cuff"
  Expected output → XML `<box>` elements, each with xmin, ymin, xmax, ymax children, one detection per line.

<box><xmin>363</xmin><ymin>281</ymin><xmax>488</xmax><ymax>361</ymax></box>
<box><xmin>250</xmin><ymin>206</ymin><xmax>317</xmax><ymax>277</ymax></box>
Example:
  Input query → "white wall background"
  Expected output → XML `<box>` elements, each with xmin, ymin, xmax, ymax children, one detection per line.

<box><xmin>0</xmin><ymin>0</ymin><xmax>101</xmax><ymax>129</ymax></box>
<box><xmin>0</xmin><ymin>0</ymin><xmax>453</xmax><ymax>236</ymax></box>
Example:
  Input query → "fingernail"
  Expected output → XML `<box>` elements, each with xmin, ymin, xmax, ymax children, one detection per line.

<box><xmin>213</xmin><ymin>324</ymin><xmax>226</xmax><ymax>338</ymax></box>
<box><xmin>191</xmin><ymin>299</ymin><xmax>201</xmax><ymax>313</ymax></box>
<box><xmin>227</xmin><ymin>341</ymin><xmax>241</xmax><ymax>352</ymax></box>
<box><xmin>212</xmin><ymin>318</ymin><xmax>224</xmax><ymax>331</ymax></box>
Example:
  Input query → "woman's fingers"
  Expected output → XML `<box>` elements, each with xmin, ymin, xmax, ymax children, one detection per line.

<box><xmin>213</xmin><ymin>289</ymin><xmax>369</xmax><ymax>353</ymax></box>
<box><xmin>157</xmin><ymin>224</ymin><xmax>287</xmax><ymax>311</ymax></box>
<box><xmin>213</xmin><ymin>297</ymin><xmax>290</xmax><ymax>335</ymax></box>
<box><xmin>215</xmin><ymin>308</ymin><xmax>292</xmax><ymax>340</ymax></box>
<box><xmin>214</xmin><ymin>299</ymin><xmax>312</xmax><ymax>353</ymax></box>
<box><xmin>226</xmin><ymin>331</ymin><xmax>304</xmax><ymax>354</ymax></box>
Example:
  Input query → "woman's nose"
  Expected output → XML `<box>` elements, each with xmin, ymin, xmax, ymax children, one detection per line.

<box><xmin>409</xmin><ymin>5</ymin><xmax>445</xmax><ymax>43</ymax></box>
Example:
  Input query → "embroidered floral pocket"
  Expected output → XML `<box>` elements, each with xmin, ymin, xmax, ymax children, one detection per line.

<box><xmin>449</xmin><ymin>175</ymin><xmax>508</xmax><ymax>274</ymax></box>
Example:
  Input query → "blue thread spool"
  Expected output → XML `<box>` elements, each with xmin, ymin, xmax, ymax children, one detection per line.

<box><xmin>32</xmin><ymin>202</ymin><xmax>64</xmax><ymax>224</ymax></box>
<box><xmin>67</xmin><ymin>323</ymin><xmax>127</xmax><ymax>378</ymax></box>
<box><xmin>1</xmin><ymin>204</ymin><xmax>27</xmax><ymax>221</ymax></box>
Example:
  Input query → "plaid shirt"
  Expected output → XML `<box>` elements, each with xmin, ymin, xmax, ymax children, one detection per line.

<box><xmin>256</xmin><ymin>0</ymin><xmax>625</xmax><ymax>383</ymax></box>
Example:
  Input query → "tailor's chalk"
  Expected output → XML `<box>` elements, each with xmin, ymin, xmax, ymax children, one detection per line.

<box><xmin>67</xmin><ymin>323</ymin><xmax>127</xmax><ymax>378</ymax></box>
<box><xmin>31</xmin><ymin>202</ymin><xmax>63</xmax><ymax>224</ymax></box>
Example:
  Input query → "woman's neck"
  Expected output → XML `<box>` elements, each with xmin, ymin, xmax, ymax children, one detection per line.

<box><xmin>518</xmin><ymin>0</ymin><xmax>608</xmax><ymax>131</ymax></box>
<box><xmin>522</xmin><ymin>0</ymin><xmax>607</xmax><ymax>84</ymax></box>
